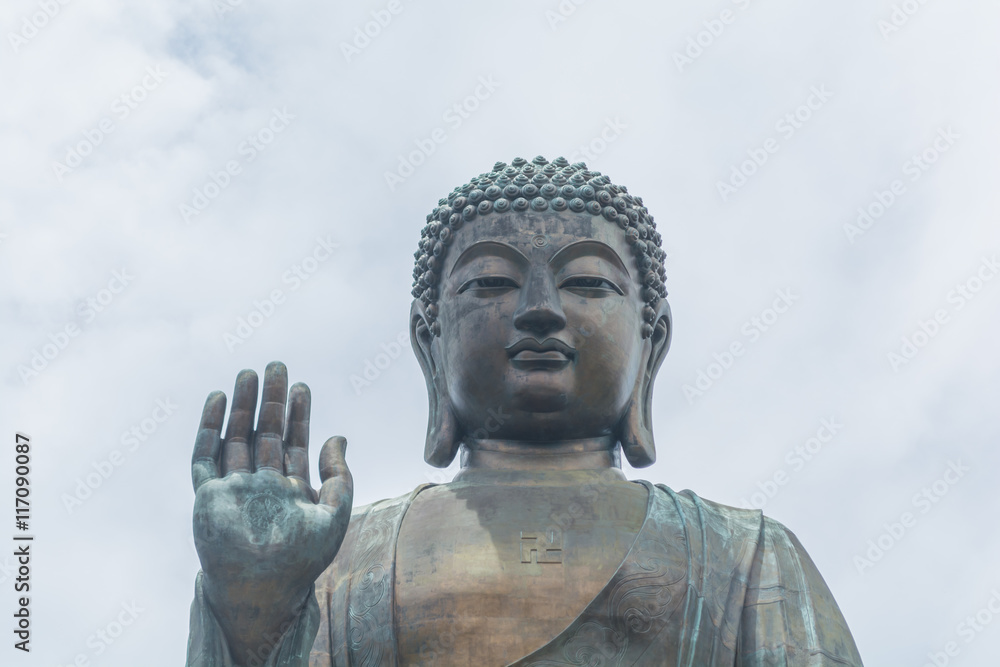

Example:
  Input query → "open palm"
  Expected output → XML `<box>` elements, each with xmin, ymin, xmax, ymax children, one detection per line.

<box><xmin>190</xmin><ymin>361</ymin><xmax>353</xmax><ymax>659</ymax></box>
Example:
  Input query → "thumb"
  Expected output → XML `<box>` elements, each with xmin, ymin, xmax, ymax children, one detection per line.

<box><xmin>318</xmin><ymin>436</ymin><xmax>353</xmax><ymax>510</ymax></box>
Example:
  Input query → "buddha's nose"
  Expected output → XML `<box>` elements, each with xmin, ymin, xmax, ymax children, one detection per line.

<box><xmin>513</xmin><ymin>269</ymin><xmax>566</xmax><ymax>335</ymax></box>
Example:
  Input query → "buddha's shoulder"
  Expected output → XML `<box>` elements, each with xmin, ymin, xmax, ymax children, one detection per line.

<box><xmin>649</xmin><ymin>483</ymin><xmax>813</xmax><ymax>560</ymax></box>
<box><xmin>345</xmin><ymin>487</ymin><xmax>421</xmax><ymax>524</ymax></box>
<box><xmin>647</xmin><ymin>483</ymin><xmax>775</xmax><ymax>546</ymax></box>
<box><xmin>647</xmin><ymin>482</ymin><xmax>759</xmax><ymax>525</ymax></box>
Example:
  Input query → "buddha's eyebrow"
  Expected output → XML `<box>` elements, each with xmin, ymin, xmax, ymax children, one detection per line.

<box><xmin>548</xmin><ymin>240</ymin><xmax>631</xmax><ymax>279</ymax></box>
<box><xmin>449</xmin><ymin>241</ymin><xmax>530</xmax><ymax>277</ymax></box>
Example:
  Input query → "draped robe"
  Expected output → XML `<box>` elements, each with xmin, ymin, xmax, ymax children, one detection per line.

<box><xmin>187</xmin><ymin>481</ymin><xmax>863</xmax><ymax>666</ymax></box>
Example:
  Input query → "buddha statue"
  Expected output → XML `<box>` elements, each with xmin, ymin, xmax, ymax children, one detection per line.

<box><xmin>186</xmin><ymin>156</ymin><xmax>864</xmax><ymax>666</ymax></box>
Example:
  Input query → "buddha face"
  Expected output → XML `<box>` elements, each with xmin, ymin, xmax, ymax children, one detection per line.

<box><xmin>418</xmin><ymin>210</ymin><xmax>668</xmax><ymax>443</ymax></box>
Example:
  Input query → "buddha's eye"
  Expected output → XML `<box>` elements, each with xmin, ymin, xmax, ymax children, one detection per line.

<box><xmin>458</xmin><ymin>276</ymin><xmax>519</xmax><ymax>294</ymax></box>
<box><xmin>560</xmin><ymin>276</ymin><xmax>622</xmax><ymax>295</ymax></box>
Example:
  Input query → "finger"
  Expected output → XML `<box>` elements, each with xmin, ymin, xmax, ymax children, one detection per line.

<box><xmin>222</xmin><ymin>369</ymin><xmax>258</xmax><ymax>475</ymax></box>
<box><xmin>318</xmin><ymin>436</ymin><xmax>353</xmax><ymax>510</ymax></box>
<box><xmin>283</xmin><ymin>382</ymin><xmax>311</xmax><ymax>484</ymax></box>
<box><xmin>254</xmin><ymin>361</ymin><xmax>288</xmax><ymax>473</ymax></box>
<box><xmin>192</xmin><ymin>391</ymin><xmax>226</xmax><ymax>492</ymax></box>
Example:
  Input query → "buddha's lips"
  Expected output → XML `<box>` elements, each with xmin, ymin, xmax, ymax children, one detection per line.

<box><xmin>506</xmin><ymin>338</ymin><xmax>576</xmax><ymax>369</ymax></box>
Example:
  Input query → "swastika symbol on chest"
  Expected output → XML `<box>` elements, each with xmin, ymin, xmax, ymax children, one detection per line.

<box><xmin>520</xmin><ymin>529</ymin><xmax>563</xmax><ymax>564</ymax></box>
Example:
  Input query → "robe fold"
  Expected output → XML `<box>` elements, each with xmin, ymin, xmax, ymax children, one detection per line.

<box><xmin>187</xmin><ymin>482</ymin><xmax>863</xmax><ymax>667</ymax></box>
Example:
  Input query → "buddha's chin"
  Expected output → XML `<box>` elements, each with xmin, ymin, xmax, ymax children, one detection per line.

<box><xmin>508</xmin><ymin>375</ymin><xmax>571</xmax><ymax>413</ymax></box>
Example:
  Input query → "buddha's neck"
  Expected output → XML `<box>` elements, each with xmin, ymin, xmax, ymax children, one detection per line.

<box><xmin>452</xmin><ymin>435</ymin><xmax>626</xmax><ymax>483</ymax></box>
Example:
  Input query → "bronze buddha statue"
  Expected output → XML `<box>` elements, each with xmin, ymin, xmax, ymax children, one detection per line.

<box><xmin>186</xmin><ymin>156</ymin><xmax>864</xmax><ymax>666</ymax></box>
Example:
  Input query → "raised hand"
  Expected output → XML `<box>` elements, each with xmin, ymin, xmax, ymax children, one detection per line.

<box><xmin>191</xmin><ymin>361</ymin><xmax>353</xmax><ymax>662</ymax></box>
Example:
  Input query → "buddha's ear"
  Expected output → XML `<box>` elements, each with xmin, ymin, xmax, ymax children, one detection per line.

<box><xmin>618</xmin><ymin>301</ymin><xmax>673</xmax><ymax>468</ymax></box>
<box><xmin>410</xmin><ymin>300</ymin><xmax>462</xmax><ymax>468</ymax></box>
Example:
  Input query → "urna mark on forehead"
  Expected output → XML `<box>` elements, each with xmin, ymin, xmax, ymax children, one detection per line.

<box><xmin>412</xmin><ymin>156</ymin><xmax>668</xmax><ymax>338</ymax></box>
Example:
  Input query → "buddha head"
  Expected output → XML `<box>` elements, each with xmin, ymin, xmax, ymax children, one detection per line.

<box><xmin>409</xmin><ymin>156</ymin><xmax>672</xmax><ymax>469</ymax></box>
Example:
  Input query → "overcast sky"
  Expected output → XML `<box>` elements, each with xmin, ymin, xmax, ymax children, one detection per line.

<box><xmin>2</xmin><ymin>0</ymin><xmax>999</xmax><ymax>665</ymax></box>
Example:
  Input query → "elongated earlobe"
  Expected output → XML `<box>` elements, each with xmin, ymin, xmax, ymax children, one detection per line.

<box><xmin>423</xmin><ymin>375</ymin><xmax>461</xmax><ymax>467</ymax></box>
<box><xmin>618</xmin><ymin>311</ymin><xmax>672</xmax><ymax>468</ymax></box>
<box><xmin>410</xmin><ymin>302</ymin><xmax>462</xmax><ymax>467</ymax></box>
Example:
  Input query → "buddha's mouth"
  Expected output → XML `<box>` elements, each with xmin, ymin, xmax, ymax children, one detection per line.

<box><xmin>506</xmin><ymin>338</ymin><xmax>576</xmax><ymax>370</ymax></box>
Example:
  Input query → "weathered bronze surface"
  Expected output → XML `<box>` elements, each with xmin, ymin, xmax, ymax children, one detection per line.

<box><xmin>187</xmin><ymin>157</ymin><xmax>864</xmax><ymax>666</ymax></box>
